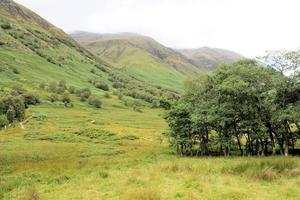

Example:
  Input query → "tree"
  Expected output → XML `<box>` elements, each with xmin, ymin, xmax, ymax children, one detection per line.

<box><xmin>0</xmin><ymin>115</ymin><xmax>8</xmax><ymax>128</ymax></box>
<box><xmin>88</xmin><ymin>96</ymin><xmax>102</xmax><ymax>108</ymax></box>
<box><xmin>165</xmin><ymin>60</ymin><xmax>300</xmax><ymax>157</ymax></box>
<box><xmin>259</xmin><ymin>49</ymin><xmax>300</xmax><ymax>75</ymax></box>
<box><xmin>61</xmin><ymin>92</ymin><xmax>72</xmax><ymax>107</ymax></box>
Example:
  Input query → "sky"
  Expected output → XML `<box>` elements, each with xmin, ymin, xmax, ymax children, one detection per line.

<box><xmin>15</xmin><ymin>0</ymin><xmax>300</xmax><ymax>57</ymax></box>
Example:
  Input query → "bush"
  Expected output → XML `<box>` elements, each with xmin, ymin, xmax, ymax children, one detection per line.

<box><xmin>11</xmin><ymin>85</ymin><xmax>26</xmax><ymax>95</ymax></box>
<box><xmin>0</xmin><ymin>95</ymin><xmax>25</xmax><ymax>122</ymax></box>
<box><xmin>0</xmin><ymin>115</ymin><xmax>9</xmax><ymax>128</ymax></box>
<box><xmin>48</xmin><ymin>82</ymin><xmax>57</xmax><ymax>93</ymax></box>
<box><xmin>159</xmin><ymin>98</ymin><xmax>171</xmax><ymax>110</ymax></box>
<box><xmin>1</xmin><ymin>22</ymin><xmax>12</xmax><ymax>30</ymax></box>
<box><xmin>104</xmin><ymin>92</ymin><xmax>111</xmax><ymax>98</ymax></box>
<box><xmin>49</xmin><ymin>93</ymin><xmax>59</xmax><ymax>102</ymax></box>
<box><xmin>68</xmin><ymin>86</ymin><xmax>76</xmax><ymax>94</ymax></box>
<box><xmin>61</xmin><ymin>92</ymin><xmax>71</xmax><ymax>107</ymax></box>
<box><xmin>39</xmin><ymin>82</ymin><xmax>46</xmax><ymax>90</ymax></box>
<box><xmin>79</xmin><ymin>88</ymin><xmax>91</xmax><ymax>101</ymax></box>
<box><xmin>22</xmin><ymin>92</ymin><xmax>40</xmax><ymax>108</ymax></box>
<box><xmin>95</xmin><ymin>82</ymin><xmax>109</xmax><ymax>91</ymax></box>
<box><xmin>88</xmin><ymin>96</ymin><xmax>102</xmax><ymax>108</ymax></box>
<box><xmin>12</xmin><ymin>67</ymin><xmax>19</xmax><ymax>74</ymax></box>
<box><xmin>6</xmin><ymin>107</ymin><xmax>15</xmax><ymax>123</ymax></box>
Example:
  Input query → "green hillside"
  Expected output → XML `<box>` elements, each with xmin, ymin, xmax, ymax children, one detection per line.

<box><xmin>71</xmin><ymin>31</ymin><xmax>202</xmax><ymax>90</ymax></box>
<box><xmin>179</xmin><ymin>47</ymin><xmax>244</xmax><ymax>71</ymax></box>
<box><xmin>1</xmin><ymin>1</ymin><xmax>300</xmax><ymax>200</ymax></box>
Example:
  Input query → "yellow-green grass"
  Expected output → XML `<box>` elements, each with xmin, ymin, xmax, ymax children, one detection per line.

<box><xmin>1</xmin><ymin>95</ymin><xmax>300</xmax><ymax>199</ymax></box>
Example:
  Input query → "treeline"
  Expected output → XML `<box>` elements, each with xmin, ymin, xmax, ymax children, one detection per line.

<box><xmin>166</xmin><ymin>60</ymin><xmax>300</xmax><ymax>156</ymax></box>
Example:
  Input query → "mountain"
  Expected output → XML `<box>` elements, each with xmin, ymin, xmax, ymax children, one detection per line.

<box><xmin>178</xmin><ymin>47</ymin><xmax>244</xmax><ymax>71</ymax></box>
<box><xmin>70</xmin><ymin>31</ymin><xmax>202</xmax><ymax>89</ymax></box>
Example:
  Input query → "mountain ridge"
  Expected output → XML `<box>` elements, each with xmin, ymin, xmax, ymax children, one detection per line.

<box><xmin>70</xmin><ymin>31</ymin><xmax>244</xmax><ymax>72</ymax></box>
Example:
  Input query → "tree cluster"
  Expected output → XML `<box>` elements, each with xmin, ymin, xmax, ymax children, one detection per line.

<box><xmin>166</xmin><ymin>60</ymin><xmax>300</xmax><ymax>156</ymax></box>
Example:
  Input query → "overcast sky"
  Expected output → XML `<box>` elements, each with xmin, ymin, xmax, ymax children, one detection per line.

<box><xmin>15</xmin><ymin>0</ymin><xmax>300</xmax><ymax>57</ymax></box>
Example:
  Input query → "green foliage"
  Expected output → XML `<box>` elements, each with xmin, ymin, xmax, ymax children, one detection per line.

<box><xmin>87</xmin><ymin>96</ymin><xmax>102</xmax><ymax>108</ymax></box>
<box><xmin>104</xmin><ymin>92</ymin><xmax>111</xmax><ymax>99</ymax></box>
<box><xmin>166</xmin><ymin>60</ymin><xmax>300</xmax><ymax>156</ymax></box>
<box><xmin>0</xmin><ymin>95</ymin><xmax>25</xmax><ymax>123</ymax></box>
<box><xmin>49</xmin><ymin>93</ymin><xmax>59</xmax><ymax>102</ymax></box>
<box><xmin>61</xmin><ymin>92</ymin><xmax>72</xmax><ymax>107</ymax></box>
<box><xmin>22</xmin><ymin>92</ymin><xmax>40</xmax><ymax>108</ymax></box>
<box><xmin>11</xmin><ymin>67</ymin><xmax>19</xmax><ymax>74</ymax></box>
<box><xmin>0</xmin><ymin>115</ymin><xmax>9</xmax><ymax>128</ymax></box>
<box><xmin>1</xmin><ymin>22</ymin><xmax>12</xmax><ymax>30</ymax></box>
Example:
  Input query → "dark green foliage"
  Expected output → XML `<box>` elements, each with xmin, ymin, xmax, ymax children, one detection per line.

<box><xmin>93</xmin><ymin>81</ymin><xmax>109</xmax><ymax>91</ymax></box>
<box><xmin>48</xmin><ymin>82</ymin><xmax>57</xmax><ymax>93</ymax></box>
<box><xmin>79</xmin><ymin>88</ymin><xmax>92</xmax><ymax>102</ymax></box>
<box><xmin>68</xmin><ymin>86</ymin><xmax>76</xmax><ymax>94</ymax></box>
<box><xmin>0</xmin><ymin>95</ymin><xmax>26</xmax><ymax>123</ymax></box>
<box><xmin>1</xmin><ymin>22</ymin><xmax>12</xmax><ymax>30</ymax></box>
<box><xmin>11</xmin><ymin>67</ymin><xmax>19</xmax><ymax>74</ymax></box>
<box><xmin>104</xmin><ymin>92</ymin><xmax>111</xmax><ymax>99</ymax></box>
<box><xmin>39</xmin><ymin>82</ymin><xmax>46</xmax><ymax>90</ymax></box>
<box><xmin>6</xmin><ymin>108</ymin><xmax>15</xmax><ymax>123</ymax></box>
<box><xmin>49</xmin><ymin>93</ymin><xmax>59</xmax><ymax>102</ymax></box>
<box><xmin>159</xmin><ymin>98</ymin><xmax>171</xmax><ymax>110</ymax></box>
<box><xmin>0</xmin><ymin>115</ymin><xmax>9</xmax><ymax>128</ymax></box>
<box><xmin>22</xmin><ymin>92</ymin><xmax>40</xmax><ymax>108</ymax></box>
<box><xmin>166</xmin><ymin>60</ymin><xmax>300</xmax><ymax>156</ymax></box>
<box><xmin>88</xmin><ymin>96</ymin><xmax>102</xmax><ymax>108</ymax></box>
<box><xmin>61</xmin><ymin>92</ymin><xmax>72</xmax><ymax>107</ymax></box>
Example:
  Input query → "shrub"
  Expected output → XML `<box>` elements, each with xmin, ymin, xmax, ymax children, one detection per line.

<box><xmin>48</xmin><ymin>82</ymin><xmax>57</xmax><ymax>93</ymax></box>
<box><xmin>39</xmin><ymin>82</ymin><xmax>46</xmax><ymax>90</ymax></box>
<box><xmin>118</xmin><ymin>93</ymin><xmax>123</xmax><ymax>100</ymax></box>
<box><xmin>95</xmin><ymin>82</ymin><xmax>109</xmax><ymax>91</ymax></box>
<box><xmin>61</xmin><ymin>92</ymin><xmax>71</xmax><ymax>107</ymax></box>
<box><xmin>90</xmin><ymin>69</ymin><xmax>96</xmax><ymax>74</ymax></box>
<box><xmin>58</xmin><ymin>80</ymin><xmax>67</xmax><ymax>90</ymax></box>
<box><xmin>104</xmin><ymin>92</ymin><xmax>111</xmax><ymax>98</ymax></box>
<box><xmin>11</xmin><ymin>85</ymin><xmax>26</xmax><ymax>95</ymax></box>
<box><xmin>88</xmin><ymin>96</ymin><xmax>102</xmax><ymax>108</ymax></box>
<box><xmin>79</xmin><ymin>88</ymin><xmax>92</xmax><ymax>101</ymax></box>
<box><xmin>0</xmin><ymin>95</ymin><xmax>25</xmax><ymax>122</ymax></box>
<box><xmin>68</xmin><ymin>86</ymin><xmax>76</xmax><ymax>94</ymax></box>
<box><xmin>22</xmin><ymin>92</ymin><xmax>40</xmax><ymax>108</ymax></box>
<box><xmin>1</xmin><ymin>22</ymin><xmax>12</xmax><ymax>30</ymax></box>
<box><xmin>6</xmin><ymin>107</ymin><xmax>15</xmax><ymax>123</ymax></box>
<box><xmin>49</xmin><ymin>93</ymin><xmax>59</xmax><ymax>102</ymax></box>
<box><xmin>0</xmin><ymin>115</ymin><xmax>9</xmax><ymax>128</ymax></box>
<box><xmin>12</xmin><ymin>67</ymin><xmax>19</xmax><ymax>74</ymax></box>
<box><xmin>159</xmin><ymin>98</ymin><xmax>171</xmax><ymax>110</ymax></box>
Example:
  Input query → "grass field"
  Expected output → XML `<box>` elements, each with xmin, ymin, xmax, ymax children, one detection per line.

<box><xmin>1</xmin><ymin>95</ymin><xmax>300</xmax><ymax>200</ymax></box>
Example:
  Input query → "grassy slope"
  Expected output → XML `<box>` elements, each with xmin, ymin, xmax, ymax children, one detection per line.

<box><xmin>179</xmin><ymin>47</ymin><xmax>244</xmax><ymax>71</ymax></box>
<box><xmin>1</xmin><ymin>1</ymin><xmax>300</xmax><ymax>200</ymax></box>
<box><xmin>71</xmin><ymin>32</ymin><xmax>201</xmax><ymax>90</ymax></box>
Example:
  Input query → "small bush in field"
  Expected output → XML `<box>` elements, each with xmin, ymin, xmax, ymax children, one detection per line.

<box><xmin>68</xmin><ymin>86</ymin><xmax>76</xmax><ymax>94</ymax></box>
<box><xmin>88</xmin><ymin>96</ymin><xmax>102</xmax><ymax>108</ymax></box>
<box><xmin>22</xmin><ymin>92</ymin><xmax>40</xmax><ymax>108</ymax></box>
<box><xmin>104</xmin><ymin>92</ymin><xmax>111</xmax><ymax>98</ymax></box>
<box><xmin>95</xmin><ymin>82</ymin><xmax>109</xmax><ymax>91</ymax></box>
<box><xmin>12</xmin><ymin>67</ymin><xmax>20</xmax><ymax>74</ymax></box>
<box><xmin>49</xmin><ymin>93</ymin><xmax>59</xmax><ymax>102</ymax></box>
<box><xmin>1</xmin><ymin>22</ymin><xmax>12</xmax><ymax>30</ymax></box>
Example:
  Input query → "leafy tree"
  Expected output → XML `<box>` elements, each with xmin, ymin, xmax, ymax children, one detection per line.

<box><xmin>165</xmin><ymin>60</ymin><xmax>300</xmax><ymax>157</ymax></box>
<box><xmin>0</xmin><ymin>115</ymin><xmax>8</xmax><ymax>128</ymax></box>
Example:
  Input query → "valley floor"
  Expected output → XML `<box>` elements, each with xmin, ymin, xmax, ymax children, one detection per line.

<box><xmin>1</xmin><ymin>101</ymin><xmax>300</xmax><ymax>200</ymax></box>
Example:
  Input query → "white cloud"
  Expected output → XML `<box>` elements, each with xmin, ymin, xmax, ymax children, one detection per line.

<box><xmin>14</xmin><ymin>0</ymin><xmax>300</xmax><ymax>57</ymax></box>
